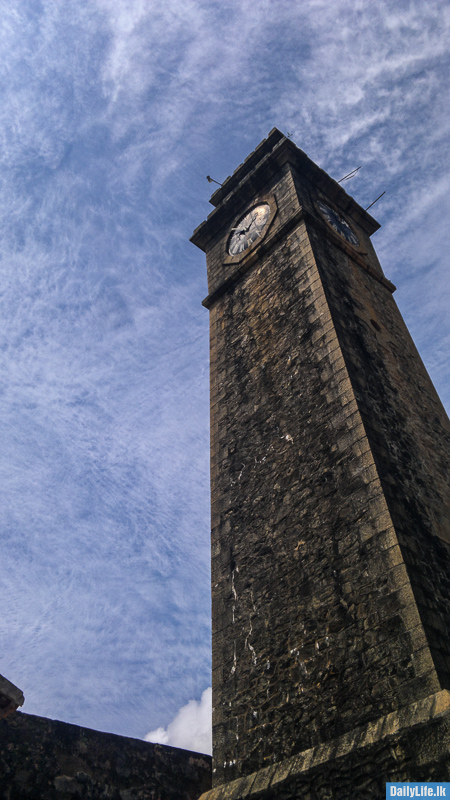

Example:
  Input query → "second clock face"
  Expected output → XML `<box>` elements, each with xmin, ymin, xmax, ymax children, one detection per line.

<box><xmin>228</xmin><ymin>204</ymin><xmax>270</xmax><ymax>256</ymax></box>
<box><xmin>318</xmin><ymin>201</ymin><xmax>359</xmax><ymax>246</ymax></box>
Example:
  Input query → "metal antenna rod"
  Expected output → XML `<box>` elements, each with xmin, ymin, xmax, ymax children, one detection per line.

<box><xmin>365</xmin><ymin>191</ymin><xmax>386</xmax><ymax>211</ymax></box>
<box><xmin>338</xmin><ymin>166</ymin><xmax>361</xmax><ymax>183</ymax></box>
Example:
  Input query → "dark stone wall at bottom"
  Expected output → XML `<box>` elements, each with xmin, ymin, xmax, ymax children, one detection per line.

<box><xmin>274</xmin><ymin>720</ymin><xmax>450</xmax><ymax>800</ymax></box>
<box><xmin>0</xmin><ymin>712</ymin><xmax>211</xmax><ymax>800</ymax></box>
<box><xmin>200</xmin><ymin>691</ymin><xmax>450</xmax><ymax>800</ymax></box>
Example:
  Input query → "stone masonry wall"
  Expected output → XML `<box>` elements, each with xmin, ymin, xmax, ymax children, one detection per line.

<box><xmin>307</xmin><ymin>216</ymin><xmax>450</xmax><ymax>690</ymax></box>
<box><xmin>193</xmin><ymin>132</ymin><xmax>450</xmax><ymax>793</ymax></box>
<box><xmin>200</xmin><ymin>691</ymin><xmax>450</xmax><ymax>800</ymax></box>
<box><xmin>0</xmin><ymin>711</ymin><xmax>211</xmax><ymax>800</ymax></box>
<box><xmin>208</xmin><ymin>194</ymin><xmax>439</xmax><ymax>786</ymax></box>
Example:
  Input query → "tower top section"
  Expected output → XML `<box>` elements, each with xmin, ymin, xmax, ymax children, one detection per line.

<box><xmin>190</xmin><ymin>128</ymin><xmax>380</xmax><ymax>253</ymax></box>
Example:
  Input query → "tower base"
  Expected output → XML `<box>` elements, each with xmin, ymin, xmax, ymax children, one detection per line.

<box><xmin>201</xmin><ymin>691</ymin><xmax>450</xmax><ymax>799</ymax></box>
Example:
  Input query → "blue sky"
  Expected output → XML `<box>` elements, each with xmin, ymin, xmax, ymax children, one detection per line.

<box><xmin>0</xmin><ymin>0</ymin><xmax>449</xmax><ymax>754</ymax></box>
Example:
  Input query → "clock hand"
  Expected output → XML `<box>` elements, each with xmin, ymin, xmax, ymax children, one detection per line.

<box><xmin>242</xmin><ymin>216</ymin><xmax>257</xmax><ymax>234</ymax></box>
<box><xmin>232</xmin><ymin>213</ymin><xmax>257</xmax><ymax>234</ymax></box>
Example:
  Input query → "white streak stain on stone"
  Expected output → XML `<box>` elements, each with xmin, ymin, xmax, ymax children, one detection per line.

<box><xmin>230</xmin><ymin>643</ymin><xmax>237</xmax><ymax>675</ymax></box>
<box><xmin>245</xmin><ymin>618</ymin><xmax>257</xmax><ymax>666</ymax></box>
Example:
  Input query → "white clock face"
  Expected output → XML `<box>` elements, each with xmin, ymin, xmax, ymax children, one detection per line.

<box><xmin>228</xmin><ymin>204</ymin><xmax>270</xmax><ymax>256</ymax></box>
<box><xmin>318</xmin><ymin>201</ymin><xmax>359</xmax><ymax>246</ymax></box>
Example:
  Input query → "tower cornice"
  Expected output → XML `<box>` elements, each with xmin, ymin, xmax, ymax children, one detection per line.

<box><xmin>190</xmin><ymin>129</ymin><xmax>380</xmax><ymax>253</ymax></box>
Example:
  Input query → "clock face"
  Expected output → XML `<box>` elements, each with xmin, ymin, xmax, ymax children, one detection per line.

<box><xmin>228</xmin><ymin>204</ymin><xmax>270</xmax><ymax>256</ymax></box>
<box><xmin>318</xmin><ymin>201</ymin><xmax>359</xmax><ymax>246</ymax></box>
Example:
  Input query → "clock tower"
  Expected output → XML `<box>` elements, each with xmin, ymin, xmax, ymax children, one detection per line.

<box><xmin>191</xmin><ymin>129</ymin><xmax>450</xmax><ymax>797</ymax></box>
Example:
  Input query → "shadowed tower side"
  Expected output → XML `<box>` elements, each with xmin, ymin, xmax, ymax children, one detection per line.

<box><xmin>191</xmin><ymin>129</ymin><xmax>450</xmax><ymax>798</ymax></box>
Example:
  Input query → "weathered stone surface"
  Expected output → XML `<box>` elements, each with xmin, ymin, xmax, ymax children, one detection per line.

<box><xmin>307</xmin><ymin>217</ymin><xmax>450</xmax><ymax>687</ymax></box>
<box><xmin>199</xmin><ymin>691</ymin><xmax>450</xmax><ymax>799</ymax></box>
<box><xmin>0</xmin><ymin>674</ymin><xmax>24</xmax><ymax>719</ymax></box>
<box><xmin>191</xmin><ymin>129</ymin><xmax>450</xmax><ymax>789</ymax></box>
<box><xmin>0</xmin><ymin>711</ymin><xmax>211</xmax><ymax>799</ymax></box>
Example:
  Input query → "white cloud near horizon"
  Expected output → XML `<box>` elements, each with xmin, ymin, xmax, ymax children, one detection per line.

<box><xmin>145</xmin><ymin>687</ymin><xmax>212</xmax><ymax>755</ymax></box>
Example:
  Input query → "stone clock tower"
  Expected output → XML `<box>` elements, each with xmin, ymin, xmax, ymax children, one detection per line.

<box><xmin>191</xmin><ymin>129</ymin><xmax>450</xmax><ymax>797</ymax></box>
